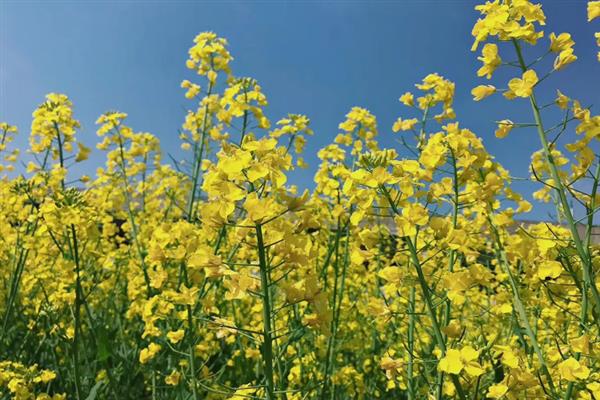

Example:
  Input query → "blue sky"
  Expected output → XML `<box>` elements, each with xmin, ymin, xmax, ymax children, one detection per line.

<box><xmin>1</xmin><ymin>0</ymin><xmax>599</xmax><ymax>220</ymax></box>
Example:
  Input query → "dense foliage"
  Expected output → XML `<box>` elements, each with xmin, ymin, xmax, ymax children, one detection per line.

<box><xmin>1</xmin><ymin>1</ymin><xmax>600</xmax><ymax>399</ymax></box>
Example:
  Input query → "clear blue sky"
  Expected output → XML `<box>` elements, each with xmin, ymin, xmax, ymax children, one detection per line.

<box><xmin>1</xmin><ymin>0</ymin><xmax>598</xmax><ymax>220</ymax></box>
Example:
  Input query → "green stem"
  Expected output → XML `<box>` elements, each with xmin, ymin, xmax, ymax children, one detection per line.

<box><xmin>328</xmin><ymin>219</ymin><xmax>351</xmax><ymax>400</ymax></box>
<box><xmin>418</xmin><ymin>106</ymin><xmax>430</xmax><ymax>151</ymax></box>
<box><xmin>438</xmin><ymin>150</ymin><xmax>461</xmax><ymax>398</ymax></box>
<box><xmin>176</xmin><ymin>246</ymin><xmax>200</xmax><ymax>400</ymax></box>
<box><xmin>512</xmin><ymin>39</ymin><xmax>600</xmax><ymax>331</ymax></box>
<box><xmin>115</xmin><ymin>127</ymin><xmax>152</xmax><ymax>299</ymax></box>
<box><xmin>54</xmin><ymin>123</ymin><xmax>83</xmax><ymax>397</ymax></box>
<box><xmin>186</xmin><ymin>81</ymin><xmax>214</xmax><ymax>221</ymax></box>
<box><xmin>53</xmin><ymin>122</ymin><xmax>66</xmax><ymax>190</ymax></box>
<box><xmin>255</xmin><ymin>224</ymin><xmax>275</xmax><ymax>400</ymax></box>
<box><xmin>565</xmin><ymin>163</ymin><xmax>599</xmax><ymax>400</ymax></box>
<box><xmin>486</xmin><ymin>213</ymin><xmax>556</xmax><ymax>395</ymax></box>
<box><xmin>187</xmin><ymin>305</ymin><xmax>199</xmax><ymax>400</ymax></box>
<box><xmin>70</xmin><ymin>224</ymin><xmax>83</xmax><ymax>400</ymax></box>
<box><xmin>406</xmin><ymin>238</ymin><xmax>466</xmax><ymax>400</ymax></box>
<box><xmin>322</xmin><ymin>215</ymin><xmax>341</xmax><ymax>390</ymax></box>
<box><xmin>407</xmin><ymin>287</ymin><xmax>416</xmax><ymax>400</ymax></box>
<box><xmin>380</xmin><ymin>185</ymin><xmax>466</xmax><ymax>399</ymax></box>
